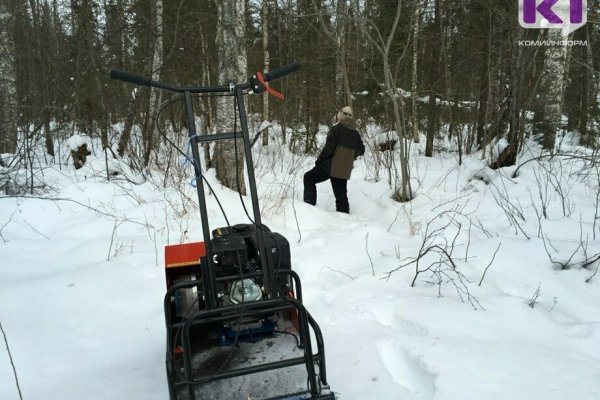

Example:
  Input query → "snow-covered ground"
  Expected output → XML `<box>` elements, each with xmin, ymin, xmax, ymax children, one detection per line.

<box><xmin>1</xmin><ymin>127</ymin><xmax>599</xmax><ymax>400</ymax></box>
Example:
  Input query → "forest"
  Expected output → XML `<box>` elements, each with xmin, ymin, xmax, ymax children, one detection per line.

<box><xmin>0</xmin><ymin>0</ymin><xmax>598</xmax><ymax>199</ymax></box>
<box><xmin>2</xmin><ymin>2</ymin><xmax>600</xmax><ymax>400</ymax></box>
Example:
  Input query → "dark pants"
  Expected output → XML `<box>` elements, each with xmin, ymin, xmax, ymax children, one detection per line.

<box><xmin>303</xmin><ymin>166</ymin><xmax>349</xmax><ymax>213</ymax></box>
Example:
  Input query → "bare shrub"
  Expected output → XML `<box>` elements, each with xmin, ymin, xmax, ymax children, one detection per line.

<box><xmin>488</xmin><ymin>174</ymin><xmax>530</xmax><ymax>239</ymax></box>
<box><xmin>385</xmin><ymin>206</ymin><xmax>484</xmax><ymax>310</ymax></box>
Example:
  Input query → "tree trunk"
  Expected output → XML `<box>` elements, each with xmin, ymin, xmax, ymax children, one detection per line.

<box><xmin>424</xmin><ymin>0</ymin><xmax>440</xmax><ymax>157</ymax></box>
<box><xmin>261</xmin><ymin>0</ymin><xmax>270</xmax><ymax>146</ymax></box>
<box><xmin>213</xmin><ymin>0</ymin><xmax>247</xmax><ymax>194</ymax></box>
<box><xmin>117</xmin><ymin>98</ymin><xmax>139</xmax><ymax>157</ymax></box>
<box><xmin>538</xmin><ymin>29</ymin><xmax>568</xmax><ymax>151</ymax></box>
<box><xmin>411</xmin><ymin>0</ymin><xmax>419</xmax><ymax>143</ymax></box>
<box><xmin>198</xmin><ymin>20</ymin><xmax>213</xmax><ymax>169</ymax></box>
<box><xmin>504</xmin><ymin>26</ymin><xmax>524</xmax><ymax>168</ymax></box>
<box><xmin>143</xmin><ymin>0</ymin><xmax>163</xmax><ymax>167</ymax></box>
<box><xmin>0</xmin><ymin>2</ymin><xmax>17</xmax><ymax>155</ymax></box>
<box><xmin>313</xmin><ymin>0</ymin><xmax>353</xmax><ymax>107</ymax></box>
<box><xmin>353</xmin><ymin>0</ymin><xmax>412</xmax><ymax>200</ymax></box>
<box><xmin>580</xmin><ymin>26</ymin><xmax>592</xmax><ymax>146</ymax></box>
<box><xmin>566</xmin><ymin>25</ymin><xmax>592</xmax><ymax>146</ymax></box>
<box><xmin>336</xmin><ymin>0</ymin><xmax>352</xmax><ymax>107</ymax></box>
<box><xmin>491</xmin><ymin>39</ymin><xmax>518</xmax><ymax>171</ymax></box>
<box><xmin>425</xmin><ymin>92</ymin><xmax>435</xmax><ymax>157</ymax></box>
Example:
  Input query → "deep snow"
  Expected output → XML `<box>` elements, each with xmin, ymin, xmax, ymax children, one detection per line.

<box><xmin>1</xmin><ymin>127</ymin><xmax>599</xmax><ymax>400</ymax></box>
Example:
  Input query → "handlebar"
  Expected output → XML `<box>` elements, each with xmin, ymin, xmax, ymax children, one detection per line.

<box><xmin>108</xmin><ymin>62</ymin><xmax>300</xmax><ymax>96</ymax></box>
<box><xmin>109</xmin><ymin>69</ymin><xmax>152</xmax><ymax>87</ymax></box>
<box><xmin>264</xmin><ymin>62</ymin><xmax>300</xmax><ymax>82</ymax></box>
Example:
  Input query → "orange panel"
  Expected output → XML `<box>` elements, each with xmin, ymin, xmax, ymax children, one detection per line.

<box><xmin>164</xmin><ymin>242</ymin><xmax>206</xmax><ymax>269</ymax></box>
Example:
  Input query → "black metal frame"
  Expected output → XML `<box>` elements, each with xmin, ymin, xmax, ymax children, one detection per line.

<box><xmin>110</xmin><ymin>64</ymin><xmax>335</xmax><ymax>400</ymax></box>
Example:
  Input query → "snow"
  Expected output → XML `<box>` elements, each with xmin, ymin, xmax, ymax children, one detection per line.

<box><xmin>256</xmin><ymin>120</ymin><xmax>273</xmax><ymax>133</ymax></box>
<box><xmin>1</xmin><ymin>129</ymin><xmax>600</xmax><ymax>400</ymax></box>
<box><xmin>67</xmin><ymin>134</ymin><xmax>91</xmax><ymax>151</ymax></box>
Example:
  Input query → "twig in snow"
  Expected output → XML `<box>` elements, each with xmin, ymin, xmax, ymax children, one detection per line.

<box><xmin>365</xmin><ymin>232</ymin><xmax>375</xmax><ymax>276</ymax></box>
<box><xmin>528</xmin><ymin>283</ymin><xmax>543</xmax><ymax>308</ymax></box>
<box><xmin>0</xmin><ymin>210</ymin><xmax>17</xmax><ymax>244</ymax></box>
<box><xmin>465</xmin><ymin>220</ymin><xmax>472</xmax><ymax>262</ymax></box>
<box><xmin>1</xmin><ymin>321</ymin><xmax>24</xmax><ymax>400</ymax></box>
<box><xmin>488</xmin><ymin>177</ymin><xmax>530</xmax><ymax>239</ymax></box>
<box><xmin>387</xmin><ymin>207</ymin><xmax>402</xmax><ymax>232</ymax></box>
<box><xmin>586</xmin><ymin>263</ymin><xmax>599</xmax><ymax>283</ymax></box>
<box><xmin>593</xmin><ymin>188</ymin><xmax>599</xmax><ymax>241</ymax></box>
<box><xmin>479</xmin><ymin>242</ymin><xmax>501</xmax><ymax>286</ymax></box>
<box><xmin>320</xmin><ymin>266</ymin><xmax>356</xmax><ymax>280</ymax></box>
<box><xmin>21</xmin><ymin>215</ymin><xmax>50</xmax><ymax>240</ymax></box>
<box><xmin>512</xmin><ymin>152</ymin><xmax>598</xmax><ymax>178</ymax></box>
<box><xmin>582</xmin><ymin>253</ymin><xmax>600</xmax><ymax>270</ymax></box>
<box><xmin>542</xmin><ymin>231</ymin><xmax>586</xmax><ymax>270</ymax></box>
<box><xmin>107</xmin><ymin>220</ymin><xmax>126</xmax><ymax>261</ymax></box>
<box><xmin>291</xmin><ymin>186</ymin><xmax>302</xmax><ymax>243</ymax></box>
<box><xmin>549</xmin><ymin>297</ymin><xmax>558</xmax><ymax>312</ymax></box>
<box><xmin>0</xmin><ymin>195</ymin><xmax>149</xmax><ymax>227</ymax></box>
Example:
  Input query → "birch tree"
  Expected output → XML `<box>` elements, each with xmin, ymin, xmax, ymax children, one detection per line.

<box><xmin>213</xmin><ymin>0</ymin><xmax>247</xmax><ymax>194</ymax></box>
<box><xmin>262</xmin><ymin>0</ymin><xmax>270</xmax><ymax>146</ymax></box>
<box><xmin>144</xmin><ymin>0</ymin><xmax>163</xmax><ymax>166</ymax></box>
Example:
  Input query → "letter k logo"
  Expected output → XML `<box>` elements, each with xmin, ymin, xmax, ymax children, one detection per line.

<box><xmin>519</xmin><ymin>0</ymin><xmax>586</xmax><ymax>35</ymax></box>
<box><xmin>523</xmin><ymin>0</ymin><xmax>562</xmax><ymax>23</ymax></box>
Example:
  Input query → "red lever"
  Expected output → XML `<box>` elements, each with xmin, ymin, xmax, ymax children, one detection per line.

<box><xmin>256</xmin><ymin>72</ymin><xmax>285</xmax><ymax>100</ymax></box>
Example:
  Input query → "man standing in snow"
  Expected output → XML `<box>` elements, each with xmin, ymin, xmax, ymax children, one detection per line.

<box><xmin>303</xmin><ymin>106</ymin><xmax>365</xmax><ymax>213</ymax></box>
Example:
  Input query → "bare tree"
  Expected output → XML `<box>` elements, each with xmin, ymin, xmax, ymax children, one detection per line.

<box><xmin>144</xmin><ymin>0</ymin><xmax>164</xmax><ymax>167</ymax></box>
<box><xmin>352</xmin><ymin>0</ymin><xmax>413</xmax><ymax>201</ymax></box>
<box><xmin>213</xmin><ymin>0</ymin><xmax>247</xmax><ymax>194</ymax></box>
<box><xmin>311</xmin><ymin>0</ymin><xmax>353</xmax><ymax>107</ymax></box>
<box><xmin>424</xmin><ymin>0</ymin><xmax>440</xmax><ymax>158</ymax></box>
<box><xmin>262</xmin><ymin>0</ymin><xmax>270</xmax><ymax>146</ymax></box>
<box><xmin>0</xmin><ymin>1</ymin><xmax>17</xmax><ymax>158</ymax></box>
<box><xmin>537</xmin><ymin>30</ymin><xmax>569</xmax><ymax>150</ymax></box>
<box><xmin>410</xmin><ymin>0</ymin><xmax>420</xmax><ymax>143</ymax></box>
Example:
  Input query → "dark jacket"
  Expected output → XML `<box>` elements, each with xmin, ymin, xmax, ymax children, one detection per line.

<box><xmin>316</xmin><ymin>123</ymin><xmax>365</xmax><ymax>179</ymax></box>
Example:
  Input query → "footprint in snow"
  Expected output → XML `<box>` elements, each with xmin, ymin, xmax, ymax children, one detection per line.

<box><xmin>377</xmin><ymin>340</ymin><xmax>436</xmax><ymax>400</ymax></box>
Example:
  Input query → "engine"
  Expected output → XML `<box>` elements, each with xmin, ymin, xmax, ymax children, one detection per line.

<box><xmin>164</xmin><ymin>223</ymin><xmax>292</xmax><ymax>320</ymax></box>
<box><xmin>211</xmin><ymin>224</ymin><xmax>291</xmax><ymax>305</ymax></box>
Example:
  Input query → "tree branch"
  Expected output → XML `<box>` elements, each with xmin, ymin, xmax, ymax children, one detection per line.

<box><xmin>1</xmin><ymin>321</ymin><xmax>24</xmax><ymax>400</ymax></box>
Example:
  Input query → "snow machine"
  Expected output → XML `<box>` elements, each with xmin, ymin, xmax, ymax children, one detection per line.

<box><xmin>109</xmin><ymin>64</ymin><xmax>335</xmax><ymax>400</ymax></box>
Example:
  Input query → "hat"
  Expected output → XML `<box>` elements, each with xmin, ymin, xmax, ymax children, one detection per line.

<box><xmin>337</xmin><ymin>106</ymin><xmax>356</xmax><ymax>130</ymax></box>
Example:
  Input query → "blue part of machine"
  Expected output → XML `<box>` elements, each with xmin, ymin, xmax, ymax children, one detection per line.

<box><xmin>218</xmin><ymin>318</ymin><xmax>276</xmax><ymax>346</ymax></box>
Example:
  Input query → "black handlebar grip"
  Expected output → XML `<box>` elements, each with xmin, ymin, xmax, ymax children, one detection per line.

<box><xmin>264</xmin><ymin>63</ymin><xmax>300</xmax><ymax>82</ymax></box>
<box><xmin>109</xmin><ymin>69</ymin><xmax>152</xmax><ymax>87</ymax></box>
